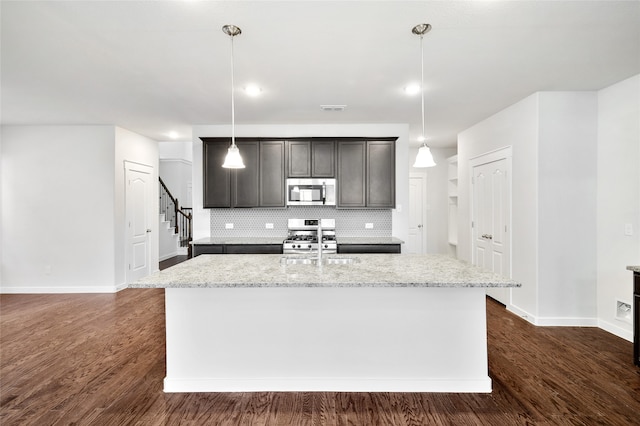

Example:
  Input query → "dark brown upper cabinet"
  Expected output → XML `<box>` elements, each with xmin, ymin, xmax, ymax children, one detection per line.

<box><xmin>202</xmin><ymin>138</ymin><xmax>285</xmax><ymax>208</ymax></box>
<box><xmin>286</xmin><ymin>140</ymin><xmax>335</xmax><ymax>178</ymax></box>
<box><xmin>337</xmin><ymin>140</ymin><xmax>366</xmax><ymax>207</ymax></box>
<box><xmin>366</xmin><ymin>140</ymin><xmax>396</xmax><ymax>208</ymax></box>
<box><xmin>203</xmin><ymin>137</ymin><xmax>394</xmax><ymax>209</ymax></box>
<box><xmin>259</xmin><ymin>141</ymin><xmax>286</xmax><ymax>207</ymax></box>
<box><xmin>336</xmin><ymin>138</ymin><xmax>396</xmax><ymax>209</ymax></box>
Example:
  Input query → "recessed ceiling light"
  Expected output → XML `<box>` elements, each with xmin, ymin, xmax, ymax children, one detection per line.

<box><xmin>244</xmin><ymin>85</ymin><xmax>262</xmax><ymax>97</ymax></box>
<box><xmin>320</xmin><ymin>105</ymin><xmax>346</xmax><ymax>111</ymax></box>
<box><xmin>167</xmin><ymin>131</ymin><xmax>179</xmax><ymax>139</ymax></box>
<box><xmin>404</xmin><ymin>84</ymin><xmax>420</xmax><ymax>95</ymax></box>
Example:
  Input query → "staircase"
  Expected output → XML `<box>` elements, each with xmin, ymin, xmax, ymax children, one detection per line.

<box><xmin>159</xmin><ymin>177</ymin><xmax>192</xmax><ymax>259</ymax></box>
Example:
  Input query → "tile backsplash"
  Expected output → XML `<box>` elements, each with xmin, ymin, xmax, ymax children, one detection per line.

<box><xmin>210</xmin><ymin>207</ymin><xmax>391</xmax><ymax>237</ymax></box>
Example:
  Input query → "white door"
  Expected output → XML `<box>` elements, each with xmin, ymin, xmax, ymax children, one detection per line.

<box><xmin>408</xmin><ymin>173</ymin><xmax>427</xmax><ymax>254</ymax></box>
<box><xmin>472</xmin><ymin>157</ymin><xmax>511</xmax><ymax>304</ymax></box>
<box><xmin>126</xmin><ymin>163</ymin><xmax>152</xmax><ymax>283</ymax></box>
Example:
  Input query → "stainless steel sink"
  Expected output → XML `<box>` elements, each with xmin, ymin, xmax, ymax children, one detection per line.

<box><xmin>324</xmin><ymin>257</ymin><xmax>359</xmax><ymax>265</ymax></box>
<box><xmin>280</xmin><ymin>257</ymin><xmax>316</xmax><ymax>265</ymax></box>
<box><xmin>280</xmin><ymin>256</ymin><xmax>359</xmax><ymax>266</ymax></box>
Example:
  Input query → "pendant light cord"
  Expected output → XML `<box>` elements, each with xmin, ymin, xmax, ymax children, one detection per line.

<box><xmin>230</xmin><ymin>34</ymin><xmax>236</xmax><ymax>147</ymax></box>
<box><xmin>420</xmin><ymin>33</ymin><xmax>426</xmax><ymax>147</ymax></box>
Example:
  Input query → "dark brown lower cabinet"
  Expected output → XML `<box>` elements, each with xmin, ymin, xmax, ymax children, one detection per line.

<box><xmin>193</xmin><ymin>244</ymin><xmax>283</xmax><ymax>256</ymax></box>
<box><xmin>634</xmin><ymin>272</ymin><xmax>639</xmax><ymax>366</ymax></box>
<box><xmin>338</xmin><ymin>244</ymin><xmax>401</xmax><ymax>254</ymax></box>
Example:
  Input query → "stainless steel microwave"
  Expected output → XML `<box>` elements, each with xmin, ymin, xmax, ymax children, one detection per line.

<box><xmin>286</xmin><ymin>178</ymin><xmax>336</xmax><ymax>206</ymax></box>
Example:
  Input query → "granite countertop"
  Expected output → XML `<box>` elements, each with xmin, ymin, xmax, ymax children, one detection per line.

<box><xmin>337</xmin><ymin>236</ymin><xmax>405</xmax><ymax>245</ymax></box>
<box><xmin>627</xmin><ymin>266</ymin><xmax>640</xmax><ymax>273</ymax></box>
<box><xmin>192</xmin><ymin>237</ymin><xmax>285</xmax><ymax>245</ymax></box>
<box><xmin>132</xmin><ymin>253</ymin><xmax>520</xmax><ymax>289</ymax></box>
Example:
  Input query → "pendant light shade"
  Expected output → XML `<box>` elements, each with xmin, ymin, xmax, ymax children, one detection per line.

<box><xmin>221</xmin><ymin>24</ymin><xmax>245</xmax><ymax>169</ymax></box>
<box><xmin>222</xmin><ymin>145</ymin><xmax>245</xmax><ymax>168</ymax></box>
<box><xmin>412</xmin><ymin>23</ymin><xmax>436</xmax><ymax>168</ymax></box>
<box><xmin>413</xmin><ymin>145</ymin><xmax>436</xmax><ymax>168</ymax></box>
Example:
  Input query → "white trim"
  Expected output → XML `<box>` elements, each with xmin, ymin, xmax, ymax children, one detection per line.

<box><xmin>507</xmin><ymin>304</ymin><xmax>600</xmax><ymax>327</ymax></box>
<box><xmin>469</xmin><ymin>146</ymin><xmax>513</xmax><ymax>165</ymax></box>
<box><xmin>409</xmin><ymin>172</ymin><xmax>428</xmax><ymax>254</ymax></box>
<box><xmin>159</xmin><ymin>252</ymin><xmax>178</xmax><ymax>262</ymax></box>
<box><xmin>598</xmin><ymin>319</ymin><xmax>634</xmax><ymax>342</ymax></box>
<box><xmin>163</xmin><ymin>377</ymin><xmax>492</xmax><ymax>393</ymax></box>
<box><xmin>0</xmin><ymin>285</ymin><xmax>122</xmax><ymax>294</ymax></box>
<box><xmin>124</xmin><ymin>161</ymin><xmax>154</xmax><ymax>285</ymax></box>
<box><xmin>160</xmin><ymin>158</ymin><xmax>192</xmax><ymax>166</ymax></box>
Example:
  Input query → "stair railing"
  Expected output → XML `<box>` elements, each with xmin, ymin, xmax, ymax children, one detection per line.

<box><xmin>159</xmin><ymin>177</ymin><xmax>193</xmax><ymax>258</ymax></box>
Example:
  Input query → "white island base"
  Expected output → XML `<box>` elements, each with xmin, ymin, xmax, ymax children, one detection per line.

<box><xmin>164</xmin><ymin>286</ymin><xmax>491</xmax><ymax>393</ymax></box>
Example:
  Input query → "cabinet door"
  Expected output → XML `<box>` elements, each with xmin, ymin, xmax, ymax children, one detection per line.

<box><xmin>203</xmin><ymin>140</ymin><xmax>231</xmax><ymax>208</ymax></box>
<box><xmin>287</xmin><ymin>140</ymin><xmax>311</xmax><ymax>177</ymax></box>
<box><xmin>311</xmin><ymin>140</ymin><xmax>335</xmax><ymax>177</ymax></box>
<box><xmin>260</xmin><ymin>141</ymin><xmax>286</xmax><ymax>207</ymax></box>
<box><xmin>232</xmin><ymin>140</ymin><xmax>260</xmax><ymax>207</ymax></box>
<box><xmin>366</xmin><ymin>140</ymin><xmax>396</xmax><ymax>208</ymax></box>
<box><xmin>337</xmin><ymin>141</ymin><xmax>366</xmax><ymax>207</ymax></box>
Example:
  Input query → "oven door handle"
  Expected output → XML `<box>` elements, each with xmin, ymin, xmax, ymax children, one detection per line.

<box><xmin>322</xmin><ymin>182</ymin><xmax>326</xmax><ymax>204</ymax></box>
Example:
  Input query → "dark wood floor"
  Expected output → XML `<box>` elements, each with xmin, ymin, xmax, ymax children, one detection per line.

<box><xmin>159</xmin><ymin>255</ymin><xmax>190</xmax><ymax>271</ymax></box>
<box><xmin>1</xmin><ymin>284</ymin><xmax>639</xmax><ymax>425</ymax></box>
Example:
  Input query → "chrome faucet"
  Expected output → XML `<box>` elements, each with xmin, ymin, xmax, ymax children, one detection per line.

<box><xmin>317</xmin><ymin>219</ymin><xmax>323</xmax><ymax>263</ymax></box>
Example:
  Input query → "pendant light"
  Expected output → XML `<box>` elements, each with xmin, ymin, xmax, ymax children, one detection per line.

<box><xmin>221</xmin><ymin>24</ymin><xmax>245</xmax><ymax>169</ymax></box>
<box><xmin>412</xmin><ymin>23</ymin><xmax>436</xmax><ymax>168</ymax></box>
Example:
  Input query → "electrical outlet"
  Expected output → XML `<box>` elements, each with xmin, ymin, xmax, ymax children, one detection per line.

<box><xmin>225</xmin><ymin>223</ymin><xmax>234</xmax><ymax>229</ymax></box>
<box><xmin>265</xmin><ymin>223</ymin><xmax>274</xmax><ymax>229</ymax></box>
<box><xmin>365</xmin><ymin>223</ymin><xmax>374</xmax><ymax>229</ymax></box>
<box><xmin>616</xmin><ymin>300</ymin><xmax>632</xmax><ymax>323</ymax></box>
<box><xmin>624</xmin><ymin>223</ymin><xmax>633</xmax><ymax>236</ymax></box>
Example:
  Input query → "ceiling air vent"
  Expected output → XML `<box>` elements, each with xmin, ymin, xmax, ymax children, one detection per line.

<box><xmin>320</xmin><ymin>105</ymin><xmax>346</xmax><ymax>112</ymax></box>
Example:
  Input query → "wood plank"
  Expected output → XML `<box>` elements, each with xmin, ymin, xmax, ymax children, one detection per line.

<box><xmin>1</xmin><ymin>290</ymin><xmax>639</xmax><ymax>425</ymax></box>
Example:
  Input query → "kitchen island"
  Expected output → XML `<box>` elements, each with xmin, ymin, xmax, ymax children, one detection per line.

<box><xmin>132</xmin><ymin>254</ymin><xmax>519</xmax><ymax>393</ymax></box>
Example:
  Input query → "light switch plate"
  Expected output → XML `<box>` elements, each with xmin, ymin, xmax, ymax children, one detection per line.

<box><xmin>625</xmin><ymin>223</ymin><xmax>633</xmax><ymax>236</ymax></box>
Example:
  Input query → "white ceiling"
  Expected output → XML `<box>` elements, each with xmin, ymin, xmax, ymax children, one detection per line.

<box><xmin>2</xmin><ymin>1</ymin><xmax>639</xmax><ymax>148</ymax></box>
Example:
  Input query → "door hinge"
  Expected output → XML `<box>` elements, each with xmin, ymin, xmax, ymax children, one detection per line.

<box><xmin>472</xmin><ymin>221</ymin><xmax>475</xmax><ymax>228</ymax></box>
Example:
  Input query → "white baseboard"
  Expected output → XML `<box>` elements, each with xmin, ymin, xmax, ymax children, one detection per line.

<box><xmin>0</xmin><ymin>285</ymin><xmax>121</xmax><ymax>294</ymax></box>
<box><xmin>598</xmin><ymin>319</ymin><xmax>633</xmax><ymax>342</ymax></box>
<box><xmin>507</xmin><ymin>304</ymin><xmax>598</xmax><ymax>327</ymax></box>
<box><xmin>159</xmin><ymin>251</ymin><xmax>178</xmax><ymax>262</ymax></box>
<box><xmin>163</xmin><ymin>376</ymin><xmax>492</xmax><ymax>393</ymax></box>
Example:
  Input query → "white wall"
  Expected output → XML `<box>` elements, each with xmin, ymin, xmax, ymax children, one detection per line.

<box><xmin>597</xmin><ymin>74</ymin><xmax>640</xmax><ymax>341</ymax></box>
<box><xmin>159</xmin><ymin>141</ymin><xmax>193</xmax><ymax>209</ymax></box>
<box><xmin>409</xmin><ymin>146</ymin><xmax>457</xmax><ymax>254</ymax></box>
<box><xmin>191</xmin><ymin>124</ymin><xmax>410</xmax><ymax>244</ymax></box>
<box><xmin>537</xmin><ymin>93</ymin><xmax>598</xmax><ymax>321</ymax></box>
<box><xmin>458</xmin><ymin>92</ymin><xmax>599</xmax><ymax>326</ymax></box>
<box><xmin>459</xmin><ymin>95</ymin><xmax>540</xmax><ymax>318</ymax></box>
<box><xmin>0</xmin><ymin>125</ymin><xmax>158</xmax><ymax>293</ymax></box>
<box><xmin>1</xmin><ymin>125</ymin><xmax>117</xmax><ymax>292</ymax></box>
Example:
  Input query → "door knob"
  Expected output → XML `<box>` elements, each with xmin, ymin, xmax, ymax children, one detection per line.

<box><xmin>418</xmin><ymin>224</ymin><xmax>423</xmax><ymax>228</ymax></box>
<box><xmin>146</xmin><ymin>229</ymin><xmax>152</xmax><ymax>233</ymax></box>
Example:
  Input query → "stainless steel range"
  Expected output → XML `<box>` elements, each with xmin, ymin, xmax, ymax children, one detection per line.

<box><xmin>283</xmin><ymin>219</ymin><xmax>337</xmax><ymax>255</ymax></box>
